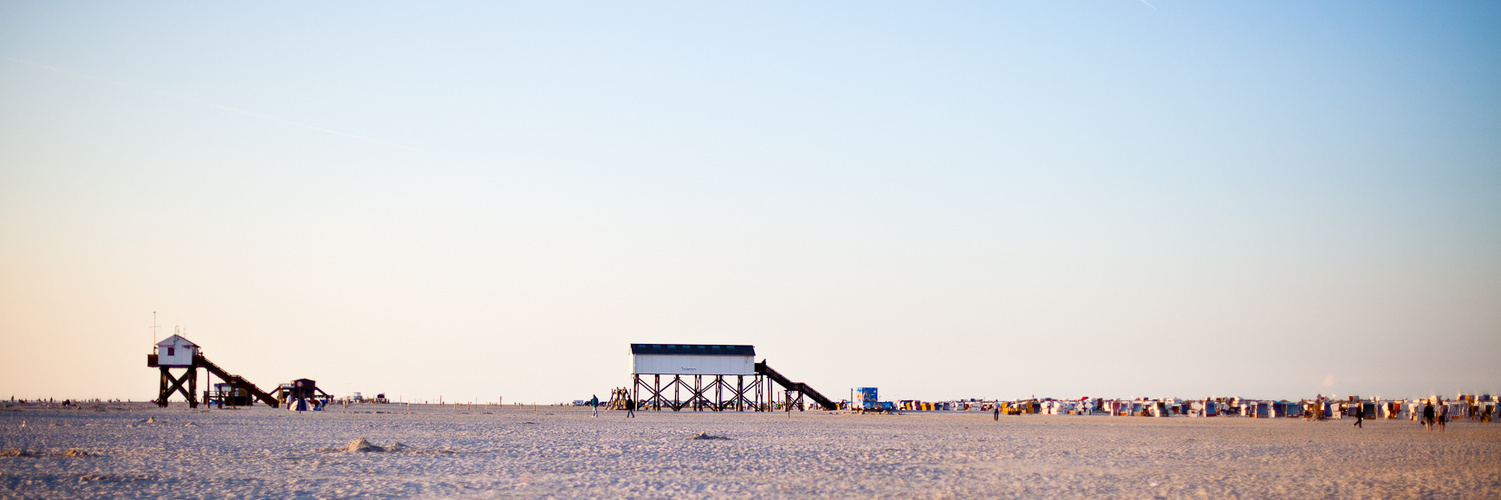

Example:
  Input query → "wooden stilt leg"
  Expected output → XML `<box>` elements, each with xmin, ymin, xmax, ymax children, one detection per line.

<box><xmin>158</xmin><ymin>367</ymin><xmax>171</xmax><ymax>407</ymax></box>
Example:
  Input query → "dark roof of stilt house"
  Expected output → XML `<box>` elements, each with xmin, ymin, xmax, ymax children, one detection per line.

<box><xmin>630</xmin><ymin>344</ymin><xmax>755</xmax><ymax>356</ymax></box>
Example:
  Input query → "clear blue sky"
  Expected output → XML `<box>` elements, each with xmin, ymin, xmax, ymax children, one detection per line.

<box><xmin>2</xmin><ymin>1</ymin><xmax>1497</xmax><ymax>404</ymax></box>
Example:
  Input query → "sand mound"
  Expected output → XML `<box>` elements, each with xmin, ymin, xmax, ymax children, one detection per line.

<box><xmin>687</xmin><ymin>432</ymin><xmax>731</xmax><ymax>440</ymax></box>
<box><xmin>342</xmin><ymin>438</ymin><xmax>385</xmax><ymax>452</ymax></box>
<box><xmin>323</xmin><ymin>438</ymin><xmax>410</xmax><ymax>453</ymax></box>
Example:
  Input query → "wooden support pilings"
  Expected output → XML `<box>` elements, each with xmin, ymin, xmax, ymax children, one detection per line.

<box><xmin>157</xmin><ymin>366</ymin><xmax>199</xmax><ymax>408</ymax></box>
<box><xmin>631</xmin><ymin>373</ymin><xmax>766</xmax><ymax>412</ymax></box>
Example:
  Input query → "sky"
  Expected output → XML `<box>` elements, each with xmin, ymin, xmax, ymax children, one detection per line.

<box><xmin>1</xmin><ymin>1</ymin><xmax>1498</xmax><ymax>405</ymax></box>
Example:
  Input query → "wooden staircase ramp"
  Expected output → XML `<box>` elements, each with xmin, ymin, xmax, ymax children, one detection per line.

<box><xmin>194</xmin><ymin>354</ymin><xmax>279</xmax><ymax>407</ymax></box>
<box><xmin>755</xmin><ymin>361</ymin><xmax>836</xmax><ymax>410</ymax></box>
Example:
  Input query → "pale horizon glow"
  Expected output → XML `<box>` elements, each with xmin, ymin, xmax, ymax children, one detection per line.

<box><xmin>1</xmin><ymin>1</ymin><xmax>1497</xmax><ymax>405</ymax></box>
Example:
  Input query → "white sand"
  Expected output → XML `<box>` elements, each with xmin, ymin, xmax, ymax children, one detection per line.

<box><xmin>2</xmin><ymin>402</ymin><xmax>1497</xmax><ymax>498</ymax></box>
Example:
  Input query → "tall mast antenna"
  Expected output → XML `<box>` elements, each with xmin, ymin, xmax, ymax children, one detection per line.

<box><xmin>150</xmin><ymin>311</ymin><xmax>161</xmax><ymax>348</ymax></box>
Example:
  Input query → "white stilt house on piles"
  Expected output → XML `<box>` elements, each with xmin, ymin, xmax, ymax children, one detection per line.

<box><xmin>629</xmin><ymin>343</ymin><xmax>838</xmax><ymax>412</ymax></box>
<box><xmin>148</xmin><ymin>335</ymin><xmax>201</xmax><ymax>407</ymax></box>
<box><xmin>632</xmin><ymin>344</ymin><xmax>761</xmax><ymax>412</ymax></box>
<box><xmin>146</xmin><ymin>333</ymin><xmax>280</xmax><ymax>409</ymax></box>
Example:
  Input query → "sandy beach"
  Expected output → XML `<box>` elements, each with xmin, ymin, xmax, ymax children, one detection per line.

<box><xmin>1</xmin><ymin>402</ymin><xmax>1497</xmax><ymax>498</ymax></box>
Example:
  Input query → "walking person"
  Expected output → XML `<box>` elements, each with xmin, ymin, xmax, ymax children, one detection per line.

<box><xmin>625</xmin><ymin>397</ymin><xmax>635</xmax><ymax>418</ymax></box>
<box><xmin>1437</xmin><ymin>399</ymin><xmax>1447</xmax><ymax>431</ymax></box>
<box><xmin>590</xmin><ymin>394</ymin><xmax>599</xmax><ymax>418</ymax></box>
<box><xmin>993</xmin><ymin>405</ymin><xmax>1000</xmax><ymax>422</ymax></box>
<box><xmin>1353</xmin><ymin>403</ymin><xmax>1363</xmax><ymax>428</ymax></box>
<box><xmin>1423</xmin><ymin>400</ymin><xmax>1435</xmax><ymax>431</ymax></box>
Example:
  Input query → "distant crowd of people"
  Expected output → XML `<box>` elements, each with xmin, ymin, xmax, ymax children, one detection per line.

<box><xmin>6</xmin><ymin>397</ymin><xmax>127</xmax><ymax>406</ymax></box>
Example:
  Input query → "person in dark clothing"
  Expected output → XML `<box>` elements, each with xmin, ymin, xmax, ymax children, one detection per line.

<box><xmin>1353</xmin><ymin>403</ymin><xmax>1363</xmax><ymax>428</ymax></box>
<box><xmin>993</xmin><ymin>406</ymin><xmax>1000</xmax><ymax>421</ymax></box>
<box><xmin>1423</xmin><ymin>401</ymin><xmax>1435</xmax><ymax>431</ymax></box>
<box><xmin>625</xmin><ymin>398</ymin><xmax>635</xmax><ymax>418</ymax></box>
